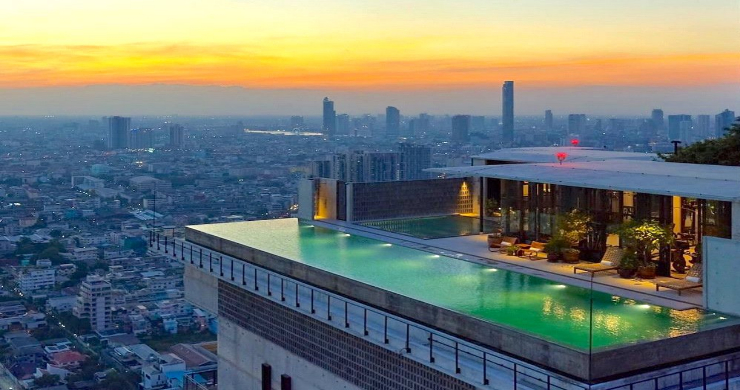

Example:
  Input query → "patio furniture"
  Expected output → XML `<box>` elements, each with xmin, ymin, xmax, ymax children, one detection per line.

<box><xmin>523</xmin><ymin>241</ymin><xmax>547</xmax><ymax>260</ymax></box>
<box><xmin>573</xmin><ymin>247</ymin><xmax>625</xmax><ymax>275</ymax></box>
<box><xmin>655</xmin><ymin>263</ymin><xmax>703</xmax><ymax>296</ymax></box>
<box><xmin>488</xmin><ymin>235</ymin><xmax>518</xmax><ymax>252</ymax></box>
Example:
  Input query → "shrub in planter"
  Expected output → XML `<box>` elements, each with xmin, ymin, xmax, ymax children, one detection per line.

<box><xmin>505</xmin><ymin>245</ymin><xmax>519</xmax><ymax>256</ymax></box>
<box><xmin>544</xmin><ymin>236</ymin><xmax>570</xmax><ymax>262</ymax></box>
<box><xmin>617</xmin><ymin>251</ymin><xmax>638</xmax><ymax>279</ymax></box>
<box><xmin>563</xmin><ymin>248</ymin><xmax>580</xmax><ymax>263</ymax></box>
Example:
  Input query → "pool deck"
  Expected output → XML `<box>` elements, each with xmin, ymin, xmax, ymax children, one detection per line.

<box><xmin>316</xmin><ymin>219</ymin><xmax>702</xmax><ymax>310</ymax></box>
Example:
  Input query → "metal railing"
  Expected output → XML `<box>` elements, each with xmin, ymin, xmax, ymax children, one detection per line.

<box><xmin>150</xmin><ymin>231</ymin><xmax>587</xmax><ymax>390</ymax></box>
<box><xmin>151</xmin><ymin>231</ymin><xmax>740</xmax><ymax>390</ymax></box>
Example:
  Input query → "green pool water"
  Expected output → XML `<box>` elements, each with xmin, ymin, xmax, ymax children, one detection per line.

<box><xmin>191</xmin><ymin>219</ymin><xmax>736</xmax><ymax>350</ymax></box>
<box><xmin>360</xmin><ymin>215</ymin><xmax>496</xmax><ymax>239</ymax></box>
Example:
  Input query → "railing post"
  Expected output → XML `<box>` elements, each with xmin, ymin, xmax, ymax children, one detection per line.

<box><xmin>725</xmin><ymin>360</ymin><xmax>730</xmax><ymax>390</ymax></box>
<box><xmin>280</xmin><ymin>279</ymin><xmax>285</xmax><ymax>302</ymax></box>
<box><xmin>199</xmin><ymin>249</ymin><xmax>203</xmax><ymax>268</ymax></box>
<box><xmin>156</xmin><ymin>233</ymin><xmax>160</xmax><ymax>250</ymax></box>
<box><xmin>384</xmin><ymin>317</ymin><xmax>389</xmax><ymax>344</ymax></box>
<box><xmin>703</xmin><ymin>366</ymin><xmax>707</xmax><ymax>390</ymax></box>
<box><xmin>172</xmin><ymin>239</ymin><xmax>176</xmax><ymax>257</ymax></box>
<box><xmin>295</xmin><ymin>284</ymin><xmax>300</xmax><ymax>308</ymax></box>
<box><xmin>455</xmin><ymin>341</ymin><xmax>460</xmax><ymax>373</ymax></box>
<box><xmin>363</xmin><ymin>309</ymin><xmax>368</xmax><ymax>336</ymax></box>
<box><xmin>190</xmin><ymin>245</ymin><xmax>193</xmax><ymax>264</ymax></box>
<box><xmin>679</xmin><ymin>371</ymin><xmax>683</xmax><ymax>390</ymax></box>
<box><xmin>405</xmin><ymin>324</ymin><xmax>411</xmax><ymax>353</ymax></box>
<box><xmin>483</xmin><ymin>352</ymin><xmax>489</xmax><ymax>385</ymax></box>
<box><xmin>514</xmin><ymin>363</ymin><xmax>518</xmax><ymax>390</ymax></box>
<box><xmin>149</xmin><ymin>231</ymin><xmax>153</xmax><ymax>247</ymax></box>
<box><xmin>242</xmin><ymin>263</ymin><xmax>246</xmax><ymax>285</ymax></box>
<box><xmin>164</xmin><ymin>236</ymin><xmax>168</xmax><ymax>253</ymax></box>
<box><xmin>254</xmin><ymin>268</ymin><xmax>259</xmax><ymax>291</ymax></box>
<box><xmin>219</xmin><ymin>256</ymin><xmax>223</xmax><ymax>277</ymax></box>
<box><xmin>428</xmin><ymin>333</ymin><xmax>434</xmax><ymax>363</ymax></box>
<box><xmin>230</xmin><ymin>259</ymin><xmax>234</xmax><ymax>281</ymax></box>
<box><xmin>181</xmin><ymin>242</ymin><xmax>185</xmax><ymax>260</ymax></box>
<box><xmin>327</xmin><ymin>295</ymin><xmax>332</xmax><ymax>321</ymax></box>
<box><xmin>311</xmin><ymin>290</ymin><xmax>315</xmax><ymax>314</ymax></box>
<box><xmin>344</xmin><ymin>302</ymin><xmax>349</xmax><ymax>328</ymax></box>
<box><xmin>209</xmin><ymin>252</ymin><xmax>213</xmax><ymax>272</ymax></box>
<box><xmin>267</xmin><ymin>274</ymin><xmax>272</xmax><ymax>296</ymax></box>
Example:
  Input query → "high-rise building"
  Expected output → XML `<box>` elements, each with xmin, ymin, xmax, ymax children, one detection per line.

<box><xmin>417</xmin><ymin>114</ymin><xmax>431</xmax><ymax>135</ymax></box>
<box><xmin>470</xmin><ymin>116</ymin><xmax>486</xmax><ymax>133</ymax></box>
<box><xmin>289</xmin><ymin>116</ymin><xmax>304</xmax><ymax>130</ymax></box>
<box><xmin>545</xmin><ymin>110</ymin><xmax>553</xmax><ymax>130</ymax></box>
<box><xmin>568</xmin><ymin>114</ymin><xmax>587</xmax><ymax>135</ymax></box>
<box><xmin>651</xmin><ymin>109</ymin><xmax>664</xmax><ymax>132</ymax></box>
<box><xmin>336</xmin><ymin>114</ymin><xmax>350</xmax><ymax>136</ymax></box>
<box><xmin>398</xmin><ymin>143</ymin><xmax>431</xmax><ymax>181</ymax></box>
<box><xmin>73</xmin><ymin>275</ymin><xmax>112</xmax><ymax>332</ymax></box>
<box><xmin>715</xmin><ymin>109</ymin><xmax>736</xmax><ymax>138</ymax></box>
<box><xmin>697</xmin><ymin>115</ymin><xmax>711</xmax><ymax>139</ymax></box>
<box><xmin>451</xmin><ymin>115</ymin><xmax>471</xmax><ymax>143</ymax></box>
<box><xmin>502</xmin><ymin>81</ymin><xmax>514</xmax><ymax>144</ymax></box>
<box><xmin>668</xmin><ymin>115</ymin><xmax>692</xmax><ymax>141</ymax></box>
<box><xmin>129</xmin><ymin>127</ymin><xmax>154</xmax><ymax>149</ymax></box>
<box><xmin>169</xmin><ymin>124</ymin><xmax>184</xmax><ymax>148</ymax></box>
<box><xmin>386</xmin><ymin>106</ymin><xmax>400</xmax><ymax>138</ymax></box>
<box><xmin>322</xmin><ymin>97</ymin><xmax>336</xmax><ymax>136</ymax></box>
<box><xmin>679</xmin><ymin>119</ymin><xmax>694</xmax><ymax>144</ymax></box>
<box><xmin>107</xmin><ymin>116</ymin><xmax>131</xmax><ymax>149</ymax></box>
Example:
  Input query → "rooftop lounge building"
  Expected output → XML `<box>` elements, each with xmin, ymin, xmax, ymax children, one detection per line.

<box><xmin>156</xmin><ymin>147</ymin><xmax>740</xmax><ymax>390</ymax></box>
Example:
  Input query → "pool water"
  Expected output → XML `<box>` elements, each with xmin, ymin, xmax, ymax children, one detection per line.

<box><xmin>360</xmin><ymin>215</ymin><xmax>497</xmax><ymax>239</ymax></box>
<box><xmin>191</xmin><ymin>219</ymin><xmax>735</xmax><ymax>350</ymax></box>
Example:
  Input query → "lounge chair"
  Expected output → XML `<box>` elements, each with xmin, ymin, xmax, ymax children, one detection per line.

<box><xmin>524</xmin><ymin>241</ymin><xmax>547</xmax><ymax>260</ymax></box>
<box><xmin>488</xmin><ymin>236</ymin><xmax>518</xmax><ymax>252</ymax></box>
<box><xmin>573</xmin><ymin>247</ymin><xmax>625</xmax><ymax>275</ymax></box>
<box><xmin>655</xmin><ymin>263</ymin><xmax>703</xmax><ymax>296</ymax></box>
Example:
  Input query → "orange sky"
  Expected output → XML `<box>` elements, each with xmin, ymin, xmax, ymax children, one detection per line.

<box><xmin>2</xmin><ymin>0</ymin><xmax>739</xmax><ymax>90</ymax></box>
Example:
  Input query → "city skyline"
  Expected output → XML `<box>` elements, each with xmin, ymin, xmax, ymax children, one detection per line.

<box><xmin>1</xmin><ymin>0</ymin><xmax>739</xmax><ymax>115</ymax></box>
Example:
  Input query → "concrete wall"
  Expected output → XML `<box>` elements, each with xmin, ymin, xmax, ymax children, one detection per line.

<box><xmin>218</xmin><ymin>317</ymin><xmax>364</xmax><ymax>390</ymax></box>
<box><xmin>705</xmin><ymin>236</ymin><xmax>740</xmax><ymax>316</ymax></box>
<box><xmin>186</xmin><ymin>227</ymin><xmax>740</xmax><ymax>383</ymax></box>
<box><xmin>297</xmin><ymin>179</ymin><xmax>314</xmax><ymax>221</ymax></box>
<box><xmin>183</xmin><ymin>264</ymin><xmax>219</xmax><ymax>314</ymax></box>
<box><xmin>732</xmin><ymin>201</ymin><xmax>740</xmax><ymax>240</ymax></box>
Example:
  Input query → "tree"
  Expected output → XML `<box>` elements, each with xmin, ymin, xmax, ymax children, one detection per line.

<box><xmin>661</xmin><ymin>119</ymin><xmax>740</xmax><ymax>165</ymax></box>
<box><xmin>34</xmin><ymin>373</ymin><xmax>60</xmax><ymax>387</ymax></box>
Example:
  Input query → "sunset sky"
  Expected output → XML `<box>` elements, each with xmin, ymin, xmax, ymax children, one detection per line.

<box><xmin>2</xmin><ymin>0</ymin><xmax>739</xmax><ymax>114</ymax></box>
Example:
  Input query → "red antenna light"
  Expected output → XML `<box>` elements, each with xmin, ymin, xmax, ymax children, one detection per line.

<box><xmin>570</xmin><ymin>139</ymin><xmax>580</xmax><ymax>146</ymax></box>
<box><xmin>556</xmin><ymin>152</ymin><xmax>568</xmax><ymax>165</ymax></box>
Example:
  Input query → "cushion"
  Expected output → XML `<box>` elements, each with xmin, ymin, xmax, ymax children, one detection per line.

<box><xmin>686</xmin><ymin>276</ymin><xmax>700</xmax><ymax>283</ymax></box>
<box><xmin>501</xmin><ymin>242</ymin><xmax>512</xmax><ymax>247</ymax></box>
<box><xmin>602</xmin><ymin>261</ymin><xmax>614</xmax><ymax>267</ymax></box>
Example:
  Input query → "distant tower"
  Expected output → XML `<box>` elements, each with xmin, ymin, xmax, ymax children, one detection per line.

<box><xmin>385</xmin><ymin>106</ymin><xmax>400</xmax><ymax>138</ymax></box>
<box><xmin>668</xmin><ymin>115</ymin><xmax>691</xmax><ymax>141</ymax></box>
<box><xmin>697</xmin><ymin>115</ymin><xmax>711</xmax><ymax>138</ymax></box>
<box><xmin>129</xmin><ymin>127</ymin><xmax>154</xmax><ymax>149</ymax></box>
<box><xmin>107</xmin><ymin>116</ymin><xmax>131</xmax><ymax>149</ymax></box>
<box><xmin>336</xmin><ymin>114</ymin><xmax>350</xmax><ymax>135</ymax></box>
<box><xmin>715</xmin><ymin>109</ymin><xmax>736</xmax><ymax>138</ymax></box>
<box><xmin>322</xmin><ymin>97</ymin><xmax>336</xmax><ymax>136</ymax></box>
<box><xmin>545</xmin><ymin>110</ymin><xmax>553</xmax><ymax>130</ymax></box>
<box><xmin>502</xmin><ymin>81</ymin><xmax>514</xmax><ymax>145</ymax></box>
<box><xmin>169</xmin><ymin>124</ymin><xmax>184</xmax><ymax>148</ymax></box>
<box><xmin>451</xmin><ymin>115</ymin><xmax>471</xmax><ymax>143</ymax></box>
<box><xmin>568</xmin><ymin>114</ymin><xmax>587</xmax><ymax>135</ymax></box>
<box><xmin>398</xmin><ymin>143</ymin><xmax>431</xmax><ymax>180</ymax></box>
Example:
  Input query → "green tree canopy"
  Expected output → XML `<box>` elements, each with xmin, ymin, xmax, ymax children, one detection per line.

<box><xmin>661</xmin><ymin>118</ymin><xmax>740</xmax><ymax>165</ymax></box>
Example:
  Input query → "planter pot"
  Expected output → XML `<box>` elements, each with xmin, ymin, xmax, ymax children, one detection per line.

<box><xmin>563</xmin><ymin>251</ymin><xmax>580</xmax><ymax>264</ymax></box>
<box><xmin>547</xmin><ymin>253</ymin><xmax>560</xmax><ymax>263</ymax></box>
<box><xmin>618</xmin><ymin>268</ymin><xmax>637</xmax><ymax>279</ymax></box>
<box><xmin>637</xmin><ymin>266</ymin><xmax>656</xmax><ymax>279</ymax></box>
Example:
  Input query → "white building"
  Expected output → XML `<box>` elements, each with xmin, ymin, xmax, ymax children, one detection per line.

<box><xmin>73</xmin><ymin>247</ymin><xmax>99</xmax><ymax>262</ymax></box>
<box><xmin>17</xmin><ymin>268</ymin><xmax>55</xmax><ymax>294</ymax></box>
<box><xmin>73</xmin><ymin>275</ymin><xmax>112</xmax><ymax>331</ymax></box>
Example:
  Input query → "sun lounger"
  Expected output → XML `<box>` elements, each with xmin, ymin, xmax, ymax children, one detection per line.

<box><xmin>524</xmin><ymin>241</ymin><xmax>547</xmax><ymax>260</ymax></box>
<box><xmin>488</xmin><ymin>235</ymin><xmax>518</xmax><ymax>252</ymax></box>
<box><xmin>573</xmin><ymin>247</ymin><xmax>625</xmax><ymax>275</ymax></box>
<box><xmin>655</xmin><ymin>263</ymin><xmax>703</xmax><ymax>296</ymax></box>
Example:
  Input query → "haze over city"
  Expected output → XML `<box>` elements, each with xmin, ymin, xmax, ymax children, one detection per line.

<box><xmin>2</xmin><ymin>0</ymin><xmax>740</xmax><ymax>115</ymax></box>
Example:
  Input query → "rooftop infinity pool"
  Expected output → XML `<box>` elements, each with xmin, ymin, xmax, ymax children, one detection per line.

<box><xmin>189</xmin><ymin>219</ymin><xmax>736</xmax><ymax>350</ymax></box>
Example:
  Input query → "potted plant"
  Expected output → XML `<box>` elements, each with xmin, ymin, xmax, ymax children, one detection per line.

<box><xmin>544</xmin><ymin>236</ymin><xmax>570</xmax><ymax>262</ymax></box>
<box><xmin>612</xmin><ymin>220</ymin><xmax>673</xmax><ymax>280</ymax></box>
<box><xmin>617</xmin><ymin>251</ymin><xmax>638</xmax><ymax>279</ymax></box>
<box><xmin>505</xmin><ymin>245</ymin><xmax>519</xmax><ymax>256</ymax></box>
<box><xmin>556</xmin><ymin>210</ymin><xmax>591</xmax><ymax>247</ymax></box>
<box><xmin>563</xmin><ymin>248</ymin><xmax>581</xmax><ymax>264</ymax></box>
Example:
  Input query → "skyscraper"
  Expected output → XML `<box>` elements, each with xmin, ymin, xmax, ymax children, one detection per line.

<box><xmin>107</xmin><ymin>116</ymin><xmax>131</xmax><ymax>149</ymax></box>
<box><xmin>567</xmin><ymin>114</ymin><xmax>587</xmax><ymax>135</ymax></box>
<box><xmin>336</xmin><ymin>114</ymin><xmax>350</xmax><ymax>136</ymax></box>
<box><xmin>668</xmin><ymin>115</ymin><xmax>692</xmax><ymax>141</ymax></box>
<box><xmin>129</xmin><ymin>127</ymin><xmax>154</xmax><ymax>149</ymax></box>
<box><xmin>502</xmin><ymin>81</ymin><xmax>514</xmax><ymax>144</ymax></box>
<box><xmin>697</xmin><ymin>115</ymin><xmax>711</xmax><ymax>139</ymax></box>
<box><xmin>169</xmin><ymin>123</ymin><xmax>184</xmax><ymax>148</ymax></box>
<box><xmin>651</xmin><ymin>109</ymin><xmax>664</xmax><ymax>132</ymax></box>
<box><xmin>715</xmin><ymin>109</ymin><xmax>736</xmax><ymax>138</ymax></box>
<box><xmin>545</xmin><ymin>110</ymin><xmax>553</xmax><ymax>130</ymax></box>
<box><xmin>398</xmin><ymin>143</ymin><xmax>431</xmax><ymax>181</ymax></box>
<box><xmin>322</xmin><ymin>97</ymin><xmax>336</xmax><ymax>136</ymax></box>
<box><xmin>451</xmin><ymin>115</ymin><xmax>471</xmax><ymax>143</ymax></box>
<box><xmin>386</xmin><ymin>106</ymin><xmax>400</xmax><ymax>138</ymax></box>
